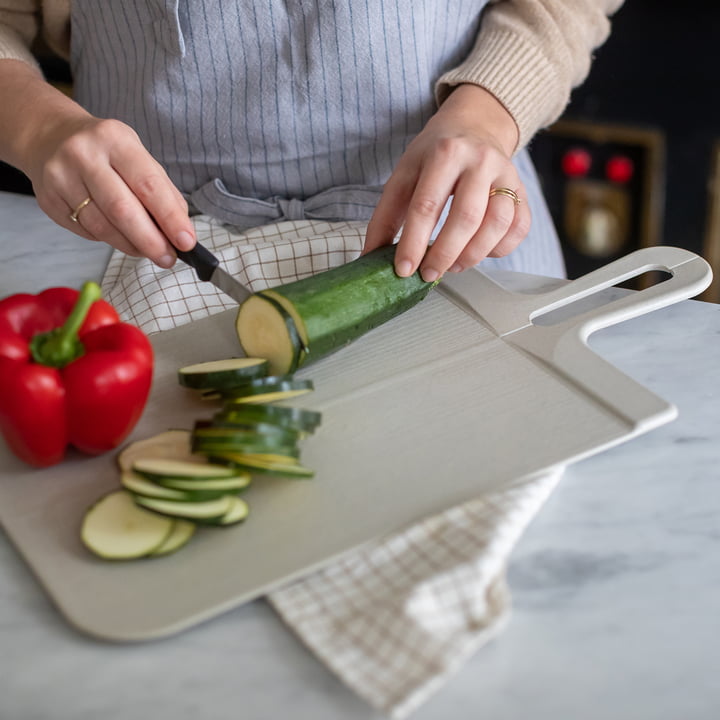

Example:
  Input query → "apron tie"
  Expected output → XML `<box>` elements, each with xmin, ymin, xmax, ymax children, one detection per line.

<box><xmin>189</xmin><ymin>178</ymin><xmax>383</xmax><ymax>230</ymax></box>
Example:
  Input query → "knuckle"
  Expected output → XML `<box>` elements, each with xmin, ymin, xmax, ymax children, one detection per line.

<box><xmin>452</xmin><ymin>205</ymin><xmax>483</xmax><ymax>230</ymax></box>
<box><xmin>133</xmin><ymin>173</ymin><xmax>165</xmax><ymax>204</ymax></box>
<box><xmin>95</xmin><ymin>117</ymin><xmax>135</xmax><ymax>142</ymax></box>
<box><xmin>487</xmin><ymin>210</ymin><xmax>515</xmax><ymax>233</ymax></box>
<box><xmin>426</xmin><ymin>246</ymin><xmax>457</xmax><ymax>270</ymax></box>
<box><xmin>80</xmin><ymin>214</ymin><xmax>107</xmax><ymax>238</ymax></box>
<box><xmin>409</xmin><ymin>195</ymin><xmax>442</xmax><ymax>218</ymax></box>
<box><xmin>105</xmin><ymin>196</ymin><xmax>136</xmax><ymax>225</ymax></box>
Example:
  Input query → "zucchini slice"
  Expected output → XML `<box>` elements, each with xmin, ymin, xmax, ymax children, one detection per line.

<box><xmin>214</xmin><ymin>403</ymin><xmax>321</xmax><ymax>433</ymax></box>
<box><xmin>236</xmin><ymin>244</ymin><xmax>438</xmax><ymax>374</ymax></box>
<box><xmin>134</xmin><ymin>494</ymin><xmax>234</xmax><ymax>521</ymax></box>
<box><xmin>117</xmin><ymin>429</ymin><xmax>197</xmax><ymax>473</ymax></box>
<box><xmin>132</xmin><ymin>458</ymin><xmax>242</xmax><ymax>481</ymax></box>
<box><xmin>212</xmin><ymin>452</ymin><xmax>315</xmax><ymax>478</ymax></box>
<box><xmin>193</xmin><ymin>440</ymin><xmax>301</xmax><ymax>459</ymax></box>
<box><xmin>155</xmin><ymin>474</ymin><xmax>252</xmax><ymax>493</ymax></box>
<box><xmin>149</xmin><ymin>519</ymin><xmax>196</xmax><ymax>556</ymax></box>
<box><xmin>198</xmin><ymin>496</ymin><xmax>250</xmax><ymax>527</ymax></box>
<box><xmin>178</xmin><ymin>357</ymin><xmax>269</xmax><ymax>390</ymax></box>
<box><xmin>210</xmin><ymin>376</ymin><xmax>313</xmax><ymax>404</ymax></box>
<box><xmin>121</xmin><ymin>471</ymin><xmax>194</xmax><ymax>501</ymax></box>
<box><xmin>81</xmin><ymin>490</ymin><xmax>175</xmax><ymax>560</ymax></box>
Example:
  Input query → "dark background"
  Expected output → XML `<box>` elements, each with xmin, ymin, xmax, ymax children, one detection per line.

<box><xmin>529</xmin><ymin>0</ymin><xmax>719</xmax><ymax>259</ymax></box>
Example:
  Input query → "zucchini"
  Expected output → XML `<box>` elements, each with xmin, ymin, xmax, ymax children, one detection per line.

<box><xmin>193</xmin><ymin>421</ymin><xmax>300</xmax><ymax>442</ymax></box>
<box><xmin>81</xmin><ymin>490</ymin><xmax>175</xmax><ymax>560</ymax></box>
<box><xmin>213</xmin><ymin>403</ymin><xmax>321</xmax><ymax>434</ymax></box>
<box><xmin>117</xmin><ymin>430</ymin><xmax>196</xmax><ymax>473</ymax></box>
<box><xmin>235</xmin><ymin>244</ymin><xmax>438</xmax><ymax>374</ymax></box>
<box><xmin>197</xmin><ymin>496</ymin><xmax>250</xmax><ymax>527</ymax></box>
<box><xmin>134</xmin><ymin>494</ymin><xmax>234</xmax><ymax>521</ymax></box>
<box><xmin>150</xmin><ymin>519</ymin><xmax>196</xmax><ymax>556</ymax></box>
<box><xmin>154</xmin><ymin>474</ymin><xmax>252</xmax><ymax>493</ymax></box>
<box><xmin>121</xmin><ymin>471</ymin><xmax>194</xmax><ymax>501</ymax></box>
<box><xmin>208</xmin><ymin>376</ymin><xmax>313</xmax><ymax>404</ymax></box>
<box><xmin>178</xmin><ymin>358</ymin><xmax>269</xmax><ymax>390</ymax></box>
<box><xmin>212</xmin><ymin>452</ymin><xmax>315</xmax><ymax>478</ymax></box>
<box><xmin>132</xmin><ymin>458</ymin><xmax>242</xmax><ymax>481</ymax></box>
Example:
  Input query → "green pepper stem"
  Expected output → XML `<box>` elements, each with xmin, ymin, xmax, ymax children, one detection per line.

<box><xmin>30</xmin><ymin>281</ymin><xmax>102</xmax><ymax>368</ymax></box>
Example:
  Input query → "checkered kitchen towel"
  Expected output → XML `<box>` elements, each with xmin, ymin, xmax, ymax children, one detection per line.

<box><xmin>101</xmin><ymin>215</ymin><xmax>563</xmax><ymax>718</ymax></box>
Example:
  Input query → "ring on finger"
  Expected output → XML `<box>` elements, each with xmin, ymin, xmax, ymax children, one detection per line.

<box><xmin>69</xmin><ymin>196</ymin><xmax>93</xmax><ymax>223</ymax></box>
<box><xmin>489</xmin><ymin>187</ymin><xmax>521</xmax><ymax>206</ymax></box>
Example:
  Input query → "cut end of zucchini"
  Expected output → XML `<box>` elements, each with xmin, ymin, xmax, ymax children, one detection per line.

<box><xmin>236</xmin><ymin>292</ymin><xmax>308</xmax><ymax>375</ymax></box>
<box><xmin>81</xmin><ymin>490</ymin><xmax>175</xmax><ymax>560</ymax></box>
<box><xmin>178</xmin><ymin>357</ymin><xmax>270</xmax><ymax>389</ymax></box>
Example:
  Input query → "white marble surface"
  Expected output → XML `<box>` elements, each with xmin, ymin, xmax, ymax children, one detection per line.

<box><xmin>1</xmin><ymin>191</ymin><xmax>719</xmax><ymax>719</ymax></box>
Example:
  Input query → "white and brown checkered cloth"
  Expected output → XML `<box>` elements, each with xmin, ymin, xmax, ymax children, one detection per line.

<box><xmin>102</xmin><ymin>215</ymin><xmax>563</xmax><ymax>718</ymax></box>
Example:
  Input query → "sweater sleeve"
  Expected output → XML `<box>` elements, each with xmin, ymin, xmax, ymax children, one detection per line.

<box><xmin>436</xmin><ymin>0</ymin><xmax>625</xmax><ymax>150</ymax></box>
<box><xmin>0</xmin><ymin>0</ymin><xmax>41</xmax><ymax>68</ymax></box>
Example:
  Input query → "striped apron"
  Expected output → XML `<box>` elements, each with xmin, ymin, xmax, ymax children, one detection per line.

<box><xmin>70</xmin><ymin>0</ymin><xmax>565</xmax><ymax>277</ymax></box>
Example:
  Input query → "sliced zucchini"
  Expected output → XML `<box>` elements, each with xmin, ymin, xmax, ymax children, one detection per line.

<box><xmin>201</xmin><ymin>419</ymin><xmax>301</xmax><ymax>444</ymax></box>
<box><xmin>117</xmin><ymin>429</ymin><xmax>196</xmax><ymax>473</ymax></box>
<box><xmin>155</xmin><ymin>474</ymin><xmax>252</xmax><ymax>493</ymax></box>
<box><xmin>214</xmin><ymin>403</ymin><xmax>321</xmax><ymax>433</ymax></box>
<box><xmin>132</xmin><ymin>458</ymin><xmax>242</xmax><ymax>481</ymax></box>
<box><xmin>236</xmin><ymin>244</ymin><xmax>438</xmax><ymax>374</ymax></box>
<box><xmin>134</xmin><ymin>494</ymin><xmax>234</xmax><ymax>521</ymax></box>
<box><xmin>81</xmin><ymin>490</ymin><xmax>174</xmax><ymax>560</ymax></box>
<box><xmin>121</xmin><ymin>471</ymin><xmax>194</xmax><ymax>501</ymax></box>
<box><xmin>197</xmin><ymin>496</ymin><xmax>250</xmax><ymax>527</ymax></box>
<box><xmin>178</xmin><ymin>357</ymin><xmax>269</xmax><ymax>389</ymax></box>
<box><xmin>149</xmin><ymin>519</ymin><xmax>196</xmax><ymax>556</ymax></box>
<box><xmin>211</xmin><ymin>452</ymin><xmax>315</xmax><ymax>478</ymax></box>
<box><xmin>210</xmin><ymin>376</ymin><xmax>313</xmax><ymax>404</ymax></box>
<box><xmin>193</xmin><ymin>441</ymin><xmax>300</xmax><ymax>459</ymax></box>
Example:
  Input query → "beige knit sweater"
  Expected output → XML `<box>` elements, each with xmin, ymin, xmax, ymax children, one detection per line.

<box><xmin>0</xmin><ymin>0</ymin><xmax>623</xmax><ymax>148</ymax></box>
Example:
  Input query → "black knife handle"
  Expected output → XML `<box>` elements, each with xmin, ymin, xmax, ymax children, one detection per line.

<box><xmin>176</xmin><ymin>241</ymin><xmax>219</xmax><ymax>282</ymax></box>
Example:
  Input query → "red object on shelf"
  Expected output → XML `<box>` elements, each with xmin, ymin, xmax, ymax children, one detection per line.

<box><xmin>606</xmin><ymin>155</ymin><xmax>635</xmax><ymax>183</ymax></box>
<box><xmin>561</xmin><ymin>147</ymin><xmax>592</xmax><ymax>177</ymax></box>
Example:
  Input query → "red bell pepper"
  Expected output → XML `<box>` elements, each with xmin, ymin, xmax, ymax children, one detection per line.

<box><xmin>0</xmin><ymin>282</ymin><xmax>153</xmax><ymax>467</ymax></box>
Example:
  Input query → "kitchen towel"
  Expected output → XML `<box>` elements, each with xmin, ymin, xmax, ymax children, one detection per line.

<box><xmin>101</xmin><ymin>214</ymin><xmax>564</xmax><ymax>718</ymax></box>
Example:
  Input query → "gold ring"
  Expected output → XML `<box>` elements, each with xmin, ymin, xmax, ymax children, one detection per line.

<box><xmin>489</xmin><ymin>187</ymin><xmax>521</xmax><ymax>206</ymax></box>
<box><xmin>69</xmin><ymin>196</ymin><xmax>92</xmax><ymax>223</ymax></box>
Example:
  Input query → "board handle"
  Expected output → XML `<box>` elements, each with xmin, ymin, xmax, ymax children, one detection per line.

<box><xmin>440</xmin><ymin>246</ymin><xmax>713</xmax><ymax>337</ymax></box>
<box><xmin>439</xmin><ymin>247</ymin><xmax>713</xmax><ymax>431</ymax></box>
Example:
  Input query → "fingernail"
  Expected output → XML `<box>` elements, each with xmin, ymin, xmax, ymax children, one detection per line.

<box><xmin>158</xmin><ymin>254</ymin><xmax>176</xmax><ymax>269</ymax></box>
<box><xmin>449</xmin><ymin>263</ymin><xmax>463</xmax><ymax>273</ymax></box>
<box><xmin>176</xmin><ymin>230</ymin><xmax>195</xmax><ymax>249</ymax></box>
<box><xmin>421</xmin><ymin>267</ymin><xmax>440</xmax><ymax>282</ymax></box>
<box><xmin>396</xmin><ymin>260</ymin><xmax>413</xmax><ymax>277</ymax></box>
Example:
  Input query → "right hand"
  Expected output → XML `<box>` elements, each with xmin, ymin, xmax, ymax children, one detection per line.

<box><xmin>25</xmin><ymin>112</ymin><xmax>196</xmax><ymax>268</ymax></box>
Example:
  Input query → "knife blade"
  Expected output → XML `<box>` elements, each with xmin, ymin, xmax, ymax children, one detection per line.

<box><xmin>176</xmin><ymin>241</ymin><xmax>252</xmax><ymax>306</ymax></box>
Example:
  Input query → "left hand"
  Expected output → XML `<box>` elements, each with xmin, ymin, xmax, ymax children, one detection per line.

<box><xmin>363</xmin><ymin>84</ymin><xmax>531</xmax><ymax>282</ymax></box>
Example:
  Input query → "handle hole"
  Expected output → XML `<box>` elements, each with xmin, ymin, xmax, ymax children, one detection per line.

<box><xmin>531</xmin><ymin>269</ymin><xmax>672</xmax><ymax>326</ymax></box>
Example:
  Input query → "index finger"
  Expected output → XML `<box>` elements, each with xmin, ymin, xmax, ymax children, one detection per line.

<box><xmin>113</xmin><ymin>154</ymin><xmax>196</xmax><ymax>253</ymax></box>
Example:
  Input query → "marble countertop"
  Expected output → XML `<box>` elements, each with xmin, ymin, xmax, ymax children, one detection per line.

<box><xmin>1</xmin><ymin>191</ymin><xmax>719</xmax><ymax>719</ymax></box>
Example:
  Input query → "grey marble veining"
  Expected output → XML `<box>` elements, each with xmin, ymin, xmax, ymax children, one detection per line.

<box><xmin>1</xmin><ymin>191</ymin><xmax>719</xmax><ymax>719</ymax></box>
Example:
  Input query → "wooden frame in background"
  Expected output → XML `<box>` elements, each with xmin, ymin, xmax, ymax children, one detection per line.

<box><xmin>701</xmin><ymin>142</ymin><xmax>720</xmax><ymax>303</ymax></box>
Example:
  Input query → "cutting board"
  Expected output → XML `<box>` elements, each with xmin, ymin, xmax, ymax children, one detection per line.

<box><xmin>0</xmin><ymin>246</ymin><xmax>712</xmax><ymax>642</ymax></box>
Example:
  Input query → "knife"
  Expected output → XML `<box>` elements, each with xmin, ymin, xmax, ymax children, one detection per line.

<box><xmin>175</xmin><ymin>241</ymin><xmax>253</xmax><ymax>306</ymax></box>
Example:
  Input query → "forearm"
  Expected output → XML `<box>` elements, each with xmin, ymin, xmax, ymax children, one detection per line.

<box><xmin>437</xmin><ymin>0</ymin><xmax>625</xmax><ymax>149</ymax></box>
<box><xmin>0</xmin><ymin>58</ymin><xmax>92</xmax><ymax>176</ymax></box>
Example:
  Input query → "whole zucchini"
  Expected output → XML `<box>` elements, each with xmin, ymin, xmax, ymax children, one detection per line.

<box><xmin>235</xmin><ymin>245</ymin><xmax>438</xmax><ymax>374</ymax></box>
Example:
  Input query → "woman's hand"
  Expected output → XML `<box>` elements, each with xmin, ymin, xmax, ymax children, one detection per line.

<box><xmin>363</xmin><ymin>84</ymin><xmax>531</xmax><ymax>281</ymax></box>
<box><xmin>0</xmin><ymin>61</ymin><xmax>195</xmax><ymax>268</ymax></box>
